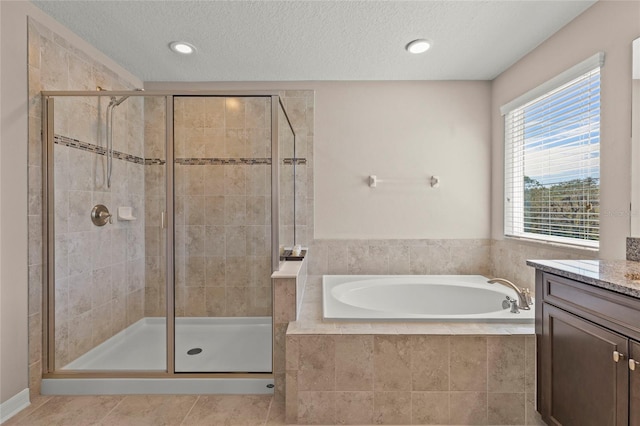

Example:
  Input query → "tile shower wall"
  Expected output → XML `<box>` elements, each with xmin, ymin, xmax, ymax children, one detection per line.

<box><xmin>27</xmin><ymin>19</ymin><xmax>144</xmax><ymax>378</ymax></box>
<box><xmin>173</xmin><ymin>97</ymin><xmax>272</xmax><ymax>317</ymax></box>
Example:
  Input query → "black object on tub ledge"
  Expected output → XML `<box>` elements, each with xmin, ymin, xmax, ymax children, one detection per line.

<box><xmin>280</xmin><ymin>250</ymin><xmax>306</xmax><ymax>261</ymax></box>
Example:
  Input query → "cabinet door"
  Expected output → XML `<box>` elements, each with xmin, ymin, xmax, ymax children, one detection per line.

<box><xmin>542</xmin><ymin>304</ymin><xmax>628</xmax><ymax>426</ymax></box>
<box><xmin>631</xmin><ymin>340</ymin><xmax>640</xmax><ymax>426</ymax></box>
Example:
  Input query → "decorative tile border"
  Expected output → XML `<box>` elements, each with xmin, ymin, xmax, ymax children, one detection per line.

<box><xmin>55</xmin><ymin>134</ymin><xmax>308</xmax><ymax>167</ymax></box>
<box><xmin>175</xmin><ymin>158</ymin><xmax>271</xmax><ymax>165</ymax></box>
<box><xmin>54</xmin><ymin>134</ymin><xmax>148</xmax><ymax>164</ymax></box>
<box><xmin>282</xmin><ymin>158</ymin><xmax>307</xmax><ymax>165</ymax></box>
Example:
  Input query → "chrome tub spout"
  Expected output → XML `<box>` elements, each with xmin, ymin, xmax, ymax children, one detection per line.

<box><xmin>487</xmin><ymin>278</ymin><xmax>532</xmax><ymax>310</ymax></box>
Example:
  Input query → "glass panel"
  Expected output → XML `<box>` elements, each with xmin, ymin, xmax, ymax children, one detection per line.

<box><xmin>173</xmin><ymin>96</ymin><xmax>272</xmax><ymax>373</ymax></box>
<box><xmin>278</xmin><ymin>102</ymin><xmax>296</xmax><ymax>255</ymax></box>
<box><xmin>52</xmin><ymin>95</ymin><xmax>167</xmax><ymax>371</ymax></box>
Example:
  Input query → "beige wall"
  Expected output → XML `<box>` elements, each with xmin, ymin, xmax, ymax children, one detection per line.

<box><xmin>313</xmin><ymin>81</ymin><xmax>491</xmax><ymax>239</ymax></box>
<box><xmin>1</xmin><ymin>0</ymin><xmax>32</xmax><ymax>405</ymax></box>
<box><xmin>0</xmin><ymin>0</ymin><xmax>141</xmax><ymax>404</ymax></box>
<box><xmin>491</xmin><ymin>1</ymin><xmax>640</xmax><ymax>262</ymax></box>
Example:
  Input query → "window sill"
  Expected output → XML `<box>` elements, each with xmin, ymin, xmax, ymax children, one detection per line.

<box><xmin>503</xmin><ymin>235</ymin><xmax>599</xmax><ymax>253</ymax></box>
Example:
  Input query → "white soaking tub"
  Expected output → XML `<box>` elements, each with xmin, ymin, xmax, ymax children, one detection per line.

<box><xmin>322</xmin><ymin>275</ymin><xmax>534</xmax><ymax>322</ymax></box>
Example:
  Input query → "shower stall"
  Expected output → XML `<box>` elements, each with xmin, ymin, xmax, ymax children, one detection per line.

<box><xmin>39</xmin><ymin>90</ymin><xmax>297</xmax><ymax>394</ymax></box>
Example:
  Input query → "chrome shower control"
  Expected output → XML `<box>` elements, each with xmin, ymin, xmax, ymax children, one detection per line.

<box><xmin>91</xmin><ymin>204</ymin><xmax>112</xmax><ymax>226</ymax></box>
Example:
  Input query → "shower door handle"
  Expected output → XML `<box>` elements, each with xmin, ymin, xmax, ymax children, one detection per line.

<box><xmin>161</xmin><ymin>211</ymin><xmax>166</xmax><ymax>229</ymax></box>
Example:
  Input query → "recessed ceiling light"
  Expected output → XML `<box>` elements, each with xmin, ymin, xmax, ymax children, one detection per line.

<box><xmin>406</xmin><ymin>39</ymin><xmax>431</xmax><ymax>54</ymax></box>
<box><xmin>169</xmin><ymin>41</ymin><xmax>196</xmax><ymax>55</ymax></box>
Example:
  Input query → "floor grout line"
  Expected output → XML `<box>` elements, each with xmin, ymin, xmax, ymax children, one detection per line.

<box><xmin>179</xmin><ymin>394</ymin><xmax>200</xmax><ymax>426</ymax></box>
<box><xmin>95</xmin><ymin>395</ymin><xmax>126</xmax><ymax>424</ymax></box>
<box><xmin>263</xmin><ymin>395</ymin><xmax>274</xmax><ymax>426</ymax></box>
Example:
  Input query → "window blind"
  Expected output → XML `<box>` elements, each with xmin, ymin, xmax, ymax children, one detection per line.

<box><xmin>504</xmin><ymin>65</ymin><xmax>601</xmax><ymax>248</ymax></box>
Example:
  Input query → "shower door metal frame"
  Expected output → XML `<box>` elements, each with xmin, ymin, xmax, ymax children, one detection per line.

<box><xmin>41</xmin><ymin>90</ymin><xmax>287</xmax><ymax>379</ymax></box>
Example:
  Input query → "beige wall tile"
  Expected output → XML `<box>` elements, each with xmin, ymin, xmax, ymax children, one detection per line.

<box><xmin>525</xmin><ymin>336</ymin><xmax>536</xmax><ymax>395</ymax></box>
<box><xmin>488</xmin><ymin>392</ymin><xmax>525</xmax><ymax>425</ymax></box>
<box><xmin>204</xmin><ymin>287</ymin><xmax>226</xmax><ymax>316</ymax></box>
<box><xmin>525</xmin><ymin>391</ymin><xmax>545</xmax><ymax>425</ymax></box>
<box><xmin>488</xmin><ymin>336</ymin><xmax>526</xmax><ymax>393</ymax></box>
<box><xmin>297</xmin><ymin>391</ymin><xmax>336</xmax><ymax>425</ymax></box>
<box><xmin>450</xmin><ymin>336</ymin><xmax>487</xmax><ymax>391</ymax></box>
<box><xmin>374</xmin><ymin>336</ymin><xmax>411</xmax><ymax>391</ymax></box>
<box><xmin>273</xmin><ymin>323</ymin><xmax>288</xmax><ymax>374</ymax></box>
<box><xmin>373</xmin><ymin>391</ymin><xmax>411</xmax><ymax>425</ymax></box>
<box><xmin>335</xmin><ymin>391</ymin><xmax>374</xmax><ymax>425</ymax></box>
<box><xmin>410</xmin><ymin>335</ymin><xmax>450</xmax><ymax>391</ymax></box>
<box><xmin>286</xmin><ymin>335</ymin><xmax>299</xmax><ymax>371</ymax></box>
<box><xmin>28</xmin><ymin>314</ymin><xmax>42</xmax><ymax>366</ymax></box>
<box><xmin>450</xmin><ymin>392</ymin><xmax>488</xmax><ymax>425</ymax></box>
<box><xmin>298</xmin><ymin>335</ymin><xmax>335</xmax><ymax>391</ymax></box>
<box><xmin>285</xmin><ymin>370</ymin><xmax>299</xmax><ymax>424</ymax></box>
<box><xmin>225</xmin><ymin>98</ymin><xmax>246</xmax><ymax>128</ymax></box>
<box><xmin>335</xmin><ymin>335</ymin><xmax>374</xmax><ymax>391</ymax></box>
<box><xmin>411</xmin><ymin>391</ymin><xmax>450</xmax><ymax>425</ymax></box>
<box><xmin>273</xmin><ymin>279</ymin><xmax>296</xmax><ymax>323</ymax></box>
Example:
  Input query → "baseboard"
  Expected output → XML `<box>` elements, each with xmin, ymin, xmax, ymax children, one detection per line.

<box><xmin>0</xmin><ymin>388</ymin><xmax>30</xmax><ymax>424</ymax></box>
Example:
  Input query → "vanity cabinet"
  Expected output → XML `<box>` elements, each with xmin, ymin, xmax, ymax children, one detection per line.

<box><xmin>535</xmin><ymin>270</ymin><xmax>640</xmax><ymax>426</ymax></box>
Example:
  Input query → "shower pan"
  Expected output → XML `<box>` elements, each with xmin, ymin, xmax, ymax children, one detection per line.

<box><xmin>39</xmin><ymin>90</ymin><xmax>296</xmax><ymax>394</ymax></box>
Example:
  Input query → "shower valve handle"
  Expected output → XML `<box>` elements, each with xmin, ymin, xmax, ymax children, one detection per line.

<box><xmin>91</xmin><ymin>204</ymin><xmax>112</xmax><ymax>226</ymax></box>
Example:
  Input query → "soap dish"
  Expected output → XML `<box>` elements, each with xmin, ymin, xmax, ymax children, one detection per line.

<box><xmin>117</xmin><ymin>206</ymin><xmax>136</xmax><ymax>221</ymax></box>
<box><xmin>280</xmin><ymin>250</ymin><xmax>306</xmax><ymax>261</ymax></box>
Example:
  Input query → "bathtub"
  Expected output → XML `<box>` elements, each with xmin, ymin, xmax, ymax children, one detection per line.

<box><xmin>322</xmin><ymin>275</ymin><xmax>534</xmax><ymax>322</ymax></box>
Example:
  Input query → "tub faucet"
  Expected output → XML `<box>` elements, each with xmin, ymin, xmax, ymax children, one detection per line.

<box><xmin>487</xmin><ymin>278</ymin><xmax>531</xmax><ymax>310</ymax></box>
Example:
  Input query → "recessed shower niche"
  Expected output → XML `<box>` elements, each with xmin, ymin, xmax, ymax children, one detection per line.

<box><xmin>40</xmin><ymin>91</ymin><xmax>297</xmax><ymax>393</ymax></box>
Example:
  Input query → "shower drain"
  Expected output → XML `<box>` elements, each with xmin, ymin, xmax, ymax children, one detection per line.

<box><xmin>187</xmin><ymin>348</ymin><xmax>203</xmax><ymax>355</ymax></box>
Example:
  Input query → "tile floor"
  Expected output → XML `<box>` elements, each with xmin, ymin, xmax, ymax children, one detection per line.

<box><xmin>3</xmin><ymin>394</ymin><xmax>285</xmax><ymax>426</ymax></box>
<box><xmin>2</xmin><ymin>393</ymin><xmax>541</xmax><ymax>425</ymax></box>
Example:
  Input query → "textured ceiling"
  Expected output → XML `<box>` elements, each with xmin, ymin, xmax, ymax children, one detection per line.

<box><xmin>32</xmin><ymin>0</ymin><xmax>597</xmax><ymax>82</ymax></box>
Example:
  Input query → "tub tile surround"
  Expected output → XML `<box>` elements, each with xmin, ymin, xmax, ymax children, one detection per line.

<box><xmin>272</xmin><ymin>259</ymin><xmax>308</xmax><ymax>404</ymax></box>
<box><xmin>490</xmin><ymin>239</ymin><xmax>598</xmax><ymax>293</ymax></box>
<box><xmin>284</xmin><ymin>276</ymin><xmax>541</xmax><ymax>425</ymax></box>
<box><xmin>308</xmin><ymin>239</ymin><xmax>492</xmax><ymax>278</ymax></box>
<box><xmin>286</xmin><ymin>333</ymin><xmax>538</xmax><ymax>425</ymax></box>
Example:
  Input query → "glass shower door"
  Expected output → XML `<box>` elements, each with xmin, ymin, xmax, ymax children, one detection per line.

<box><xmin>173</xmin><ymin>96</ymin><xmax>272</xmax><ymax>373</ymax></box>
<box><xmin>48</xmin><ymin>94</ymin><xmax>167</xmax><ymax>372</ymax></box>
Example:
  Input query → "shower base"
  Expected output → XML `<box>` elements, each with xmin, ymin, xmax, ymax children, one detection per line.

<box><xmin>41</xmin><ymin>317</ymin><xmax>273</xmax><ymax>395</ymax></box>
<box><xmin>62</xmin><ymin>316</ymin><xmax>272</xmax><ymax>372</ymax></box>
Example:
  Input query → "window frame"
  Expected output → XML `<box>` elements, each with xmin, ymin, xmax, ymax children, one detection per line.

<box><xmin>502</xmin><ymin>53</ymin><xmax>604</xmax><ymax>249</ymax></box>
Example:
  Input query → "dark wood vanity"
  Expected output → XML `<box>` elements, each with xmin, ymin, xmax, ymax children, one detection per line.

<box><xmin>528</xmin><ymin>260</ymin><xmax>640</xmax><ymax>426</ymax></box>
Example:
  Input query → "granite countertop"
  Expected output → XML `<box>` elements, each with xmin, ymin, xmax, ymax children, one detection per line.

<box><xmin>526</xmin><ymin>259</ymin><xmax>640</xmax><ymax>299</ymax></box>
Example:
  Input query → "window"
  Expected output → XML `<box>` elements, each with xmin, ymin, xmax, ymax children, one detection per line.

<box><xmin>503</xmin><ymin>54</ymin><xmax>603</xmax><ymax>248</ymax></box>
